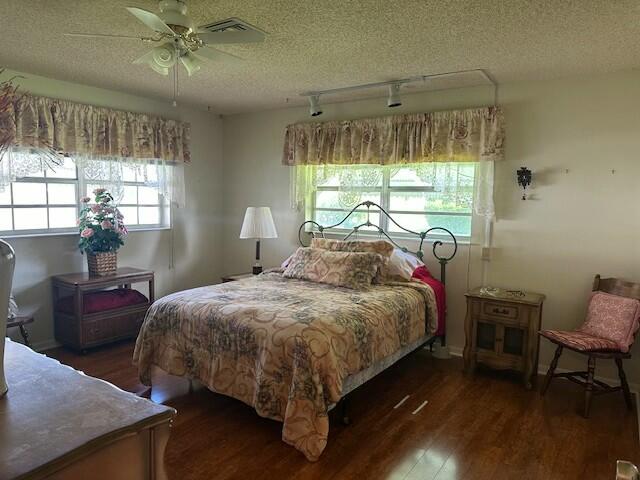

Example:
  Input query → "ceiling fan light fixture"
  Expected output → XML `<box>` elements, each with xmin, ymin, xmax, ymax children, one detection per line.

<box><xmin>180</xmin><ymin>52</ymin><xmax>202</xmax><ymax>76</ymax></box>
<box><xmin>387</xmin><ymin>83</ymin><xmax>402</xmax><ymax>108</ymax></box>
<box><xmin>152</xmin><ymin>43</ymin><xmax>177</xmax><ymax>68</ymax></box>
<box><xmin>309</xmin><ymin>95</ymin><xmax>323</xmax><ymax>117</ymax></box>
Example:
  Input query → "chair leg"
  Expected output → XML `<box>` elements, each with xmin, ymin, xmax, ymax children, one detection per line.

<box><xmin>19</xmin><ymin>325</ymin><xmax>31</xmax><ymax>348</ymax></box>
<box><xmin>615</xmin><ymin>357</ymin><xmax>633</xmax><ymax>410</ymax></box>
<box><xmin>541</xmin><ymin>345</ymin><xmax>563</xmax><ymax>395</ymax></box>
<box><xmin>583</xmin><ymin>355</ymin><xmax>596</xmax><ymax>418</ymax></box>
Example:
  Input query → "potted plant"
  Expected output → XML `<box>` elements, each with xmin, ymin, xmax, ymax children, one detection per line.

<box><xmin>77</xmin><ymin>188</ymin><xmax>127</xmax><ymax>276</ymax></box>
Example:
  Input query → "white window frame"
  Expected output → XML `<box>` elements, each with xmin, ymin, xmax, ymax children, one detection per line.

<box><xmin>0</xmin><ymin>164</ymin><xmax>170</xmax><ymax>238</ymax></box>
<box><xmin>308</xmin><ymin>166</ymin><xmax>474</xmax><ymax>241</ymax></box>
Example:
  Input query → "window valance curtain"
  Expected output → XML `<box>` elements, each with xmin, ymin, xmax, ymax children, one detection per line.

<box><xmin>0</xmin><ymin>94</ymin><xmax>190</xmax><ymax>206</ymax></box>
<box><xmin>282</xmin><ymin>106</ymin><xmax>504</xmax><ymax>166</ymax></box>
<box><xmin>7</xmin><ymin>94</ymin><xmax>191</xmax><ymax>163</ymax></box>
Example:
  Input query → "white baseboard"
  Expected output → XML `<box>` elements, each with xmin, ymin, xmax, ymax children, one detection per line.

<box><xmin>31</xmin><ymin>339</ymin><xmax>61</xmax><ymax>352</ymax></box>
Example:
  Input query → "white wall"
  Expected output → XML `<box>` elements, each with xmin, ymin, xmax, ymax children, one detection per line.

<box><xmin>4</xmin><ymin>70</ymin><xmax>224</xmax><ymax>349</ymax></box>
<box><xmin>221</xmin><ymin>70</ymin><xmax>640</xmax><ymax>384</ymax></box>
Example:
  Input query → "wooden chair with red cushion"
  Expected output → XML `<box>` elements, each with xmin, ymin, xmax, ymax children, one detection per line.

<box><xmin>539</xmin><ymin>275</ymin><xmax>640</xmax><ymax>417</ymax></box>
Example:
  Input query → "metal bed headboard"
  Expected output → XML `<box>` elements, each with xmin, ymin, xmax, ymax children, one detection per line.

<box><xmin>298</xmin><ymin>201</ymin><xmax>458</xmax><ymax>284</ymax></box>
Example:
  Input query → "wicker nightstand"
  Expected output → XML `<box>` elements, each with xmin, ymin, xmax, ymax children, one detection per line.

<box><xmin>463</xmin><ymin>287</ymin><xmax>545</xmax><ymax>389</ymax></box>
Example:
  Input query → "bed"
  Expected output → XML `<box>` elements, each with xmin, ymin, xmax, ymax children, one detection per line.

<box><xmin>133</xmin><ymin>201</ymin><xmax>457</xmax><ymax>461</ymax></box>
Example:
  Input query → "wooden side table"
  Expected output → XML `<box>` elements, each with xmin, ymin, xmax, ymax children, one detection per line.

<box><xmin>221</xmin><ymin>272</ymin><xmax>257</xmax><ymax>283</ymax></box>
<box><xmin>52</xmin><ymin>267</ymin><xmax>154</xmax><ymax>352</ymax></box>
<box><xmin>463</xmin><ymin>287</ymin><xmax>545</xmax><ymax>389</ymax></box>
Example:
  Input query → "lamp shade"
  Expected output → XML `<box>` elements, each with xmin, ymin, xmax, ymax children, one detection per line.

<box><xmin>239</xmin><ymin>207</ymin><xmax>278</xmax><ymax>239</ymax></box>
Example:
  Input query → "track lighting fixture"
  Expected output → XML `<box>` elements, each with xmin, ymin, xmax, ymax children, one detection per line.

<box><xmin>309</xmin><ymin>95</ymin><xmax>323</xmax><ymax>117</ymax></box>
<box><xmin>300</xmin><ymin>69</ymin><xmax>497</xmax><ymax>115</ymax></box>
<box><xmin>387</xmin><ymin>83</ymin><xmax>402</xmax><ymax>108</ymax></box>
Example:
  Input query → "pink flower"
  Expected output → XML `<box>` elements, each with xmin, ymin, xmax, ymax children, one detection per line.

<box><xmin>100</xmin><ymin>220</ymin><xmax>113</xmax><ymax>230</ymax></box>
<box><xmin>93</xmin><ymin>188</ymin><xmax>106</xmax><ymax>195</ymax></box>
<box><xmin>91</xmin><ymin>204</ymin><xmax>101</xmax><ymax>213</ymax></box>
<box><xmin>80</xmin><ymin>196</ymin><xmax>91</xmax><ymax>203</ymax></box>
<box><xmin>80</xmin><ymin>227</ymin><xmax>94</xmax><ymax>238</ymax></box>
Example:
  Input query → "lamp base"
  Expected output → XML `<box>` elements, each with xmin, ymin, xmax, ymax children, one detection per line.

<box><xmin>252</xmin><ymin>264</ymin><xmax>263</xmax><ymax>275</ymax></box>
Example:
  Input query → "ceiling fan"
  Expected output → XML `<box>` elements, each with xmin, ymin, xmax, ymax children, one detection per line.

<box><xmin>64</xmin><ymin>0</ymin><xmax>266</xmax><ymax>77</ymax></box>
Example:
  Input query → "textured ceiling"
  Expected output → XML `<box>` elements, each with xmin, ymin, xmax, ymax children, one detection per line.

<box><xmin>2</xmin><ymin>0</ymin><xmax>640</xmax><ymax>114</ymax></box>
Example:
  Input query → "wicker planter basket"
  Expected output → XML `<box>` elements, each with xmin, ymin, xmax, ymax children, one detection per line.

<box><xmin>87</xmin><ymin>252</ymin><xmax>117</xmax><ymax>276</ymax></box>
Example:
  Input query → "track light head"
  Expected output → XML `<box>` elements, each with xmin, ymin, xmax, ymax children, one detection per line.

<box><xmin>309</xmin><ymin>95</ymin><xmax>323</xmax><ymax>117</ymax></box>
<box><xmin>387</xmin><ymin>83</ymin><xmax>402</xmax><ymax>108</ymax></box>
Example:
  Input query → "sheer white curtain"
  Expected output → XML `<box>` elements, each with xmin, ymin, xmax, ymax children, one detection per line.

<box><xmin>1</xmin><ymin>148</ymin><xmax>185</xmax><ymax>206</ymax></box>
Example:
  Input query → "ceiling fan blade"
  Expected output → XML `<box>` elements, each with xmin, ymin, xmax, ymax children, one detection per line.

<box><xmin>64</xmin><ymin>32</ymin><xmax>153</xmax><ymax>41</ymax></box>
<box><xmin>132</xmin><ymin>50</ymin><xmax>155</xmax><ymax>64</ymax></box>
<box><xmin>197</xmin><ymin>29</ymin><xmax>264</xmax><ymax>45</ymax></box>
<box><xmin>192</xmin><ymin>46</ymin><xmax>243</xmax><ymax>62</ymax></box>
<box><xmin>126</xmin><ymin>7</ymin><xmax>174</xmax><ymax>35</ymax></box>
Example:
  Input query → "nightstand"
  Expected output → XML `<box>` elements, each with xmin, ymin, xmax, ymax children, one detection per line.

<box><xmin>221</xmin><ymin>272</ymin><xmax>257</xmax><ymax>283</ymax></box>
<box><xmin>463</xmin><ymin>287</ymin><xmax>545</xmax><ymax>389</ymax></box>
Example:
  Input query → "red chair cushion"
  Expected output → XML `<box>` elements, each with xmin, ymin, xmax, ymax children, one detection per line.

<box><xmin>57</xmin><ymin>289</ymin><xmax>149</xmax><ymax>315</ymax></box>
<box><xmin>540</xmin><ymin>329</ymin><xmax>621</xmax><ymax>352</ymax></box>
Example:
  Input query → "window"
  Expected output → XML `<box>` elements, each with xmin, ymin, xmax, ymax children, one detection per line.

<box><xmin>307</xmin><ymin>163</ymin><xmax>475</xmax><ymax>239</ymax></box>
<box><xmin>0</xmin><ymin>158</ymin><xmax>170</xmax><ymax>236</ymax></box>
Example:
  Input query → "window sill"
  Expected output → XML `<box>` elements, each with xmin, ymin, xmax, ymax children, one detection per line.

<box><xmin>0</xmin><ymin>226</ymin><xmax>171</xmax><ymax>240</ymax></box>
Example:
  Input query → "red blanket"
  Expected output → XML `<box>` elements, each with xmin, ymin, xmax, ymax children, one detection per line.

<box><xmin>412</xmin><ymin>265</ymin><xmax>446</xmax><ymax>336</ymax></box>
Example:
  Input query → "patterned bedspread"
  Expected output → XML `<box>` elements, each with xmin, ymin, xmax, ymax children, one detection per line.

<box><xmin>133</xmin><ymin>272</ymin><xmax>437</xmax><ymax>461</ymax></box>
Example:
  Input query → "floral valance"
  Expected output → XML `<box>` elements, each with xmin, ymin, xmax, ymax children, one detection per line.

<box><xmin>282</xmin><ymin>106</ymin><xmax>504</xmax><ymax>166</ymax></box>
<box><xmin>5</xmin><ymin>94</ymin><xmax>191</xmax><ymax>163</ymax></box>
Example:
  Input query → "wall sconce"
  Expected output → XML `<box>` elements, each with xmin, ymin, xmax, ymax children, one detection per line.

<box><xmin>516</xmin><ymin>167</ymin><xmax>532</xmax><ymax>200</ymax></box>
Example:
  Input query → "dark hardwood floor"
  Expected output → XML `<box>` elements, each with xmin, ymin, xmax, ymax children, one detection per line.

<box><xmin>47</xmin><ymin>341</ymin><xmax>638</xmax><ymax>480</ymax></box>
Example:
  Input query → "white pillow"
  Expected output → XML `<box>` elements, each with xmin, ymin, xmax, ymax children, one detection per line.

<box><xmin>384</xmin><ymin>248</ymin><xmax>423</xmax><ymax>281</ymax></box>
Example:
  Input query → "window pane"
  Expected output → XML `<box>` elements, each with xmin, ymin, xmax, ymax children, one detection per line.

<box><xmin>315</xmin><ymin>191</ymin><xmax>381</xmax><ymax>210</ymax></box>
<box><xmin>47</xmin><ymin>183</ymin><xmax>76</xmax><ymax>205</ymax></box>
<box><xmin>0</xmin><ymin>187</ymin><xmax>11</xmax><ymax>206</ymax></box>
<box><xmin>0</xmin><ymin>209</ymin><xmax>12</xmax><ymax>230</ymax></box>
<box><xmin>46</xmin><ymin>158</ymin><xmax>77</xmax><ymax>179</ymax></box>
<box><xmin>49</xmin><ymin>207</ymin><xmax>77</xmax><ymax>228</ymax></box>
<box><xmin>389</xmin><ymin>192</ymin><xmax>429</xmax><ymax>212</ymax></box>
<box><xmin>139</xmin><ymin>206</ymin><xmax>160</xmax><ymax>224</ymax></box>
<box><xmin>86</xmin><ymin>184</ymin><xmax>100</xmax><ymax>197</ymax></box>
<box><xmin>314</xmin><ymin>210</ymin><xmax>380</xmax><ymax>231</ymax></box>
<box><xmin>390</xmin><ymin>190</ymin><xmax>472</xmax><ymax>214</ymax></box>
<box><xmin>387</xmin><ymin>213</ymin><xmax>471</xmax><ymax>237</ymax></box>
<box><xmin>119</xmin><ymin>206</ymin><xmax>138</xmax><ymax>225</ymax></box>
<box><xmin>138</xmin><ymin>187</ymin><xmax>159</xmax><ymax>205</ymax></box>
<box><xmin>14</xmin><ymin>208</ymin><xmax>47</xmax><ymax>230</ymax></box>
<box><xmin>120</xmin><ymin>186</ymin><xmax>138</xmax><ymax>205</ymax></box>
<box><xmin>13</xmin><ymin>183</ymin><xmax>46</xmax><ymax>205</ymax></box>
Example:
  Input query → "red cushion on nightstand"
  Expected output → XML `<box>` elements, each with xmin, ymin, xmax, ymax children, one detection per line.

<box><xmin>56</xmin><ymin>289</ymin><xmax>149</xmax><ymax>315</ymax></box>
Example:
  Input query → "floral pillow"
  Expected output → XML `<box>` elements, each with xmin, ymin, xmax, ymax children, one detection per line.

<box><xmin>310</xmin><ymin>238</ymin><xmax>393</xmax><ymax>282</ymax></box>
<box><xmin>283</xmin><ymin>247</ymin><xmax>385</xmax><ymax>289</ymax></box>
<box><xmin>310</xmin><ymin>238</ymin><xmax>394</xmax><ymax>257</ymax></box>
<box><xmin>578</xmin><ymin>291</ymin><xmax>640</xmax><ymax>353</ymax></box>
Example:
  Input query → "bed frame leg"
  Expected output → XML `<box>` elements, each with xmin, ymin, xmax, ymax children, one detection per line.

<box><xmin>340</xmin><ymin>398</ymin><xmax>351</xmax><ymax>426</ymax></box>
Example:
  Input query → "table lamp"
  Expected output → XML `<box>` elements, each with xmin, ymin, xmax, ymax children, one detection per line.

<box><xmin>239</xmin><ymin>207</ymin><xmax>278</xmax><ymax>274</ymax></box>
